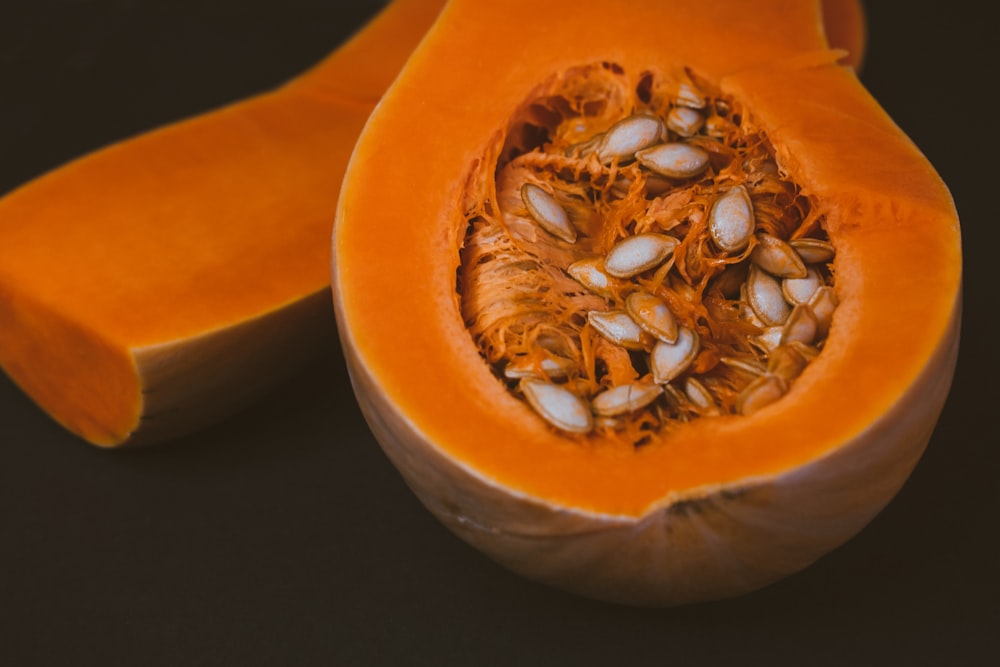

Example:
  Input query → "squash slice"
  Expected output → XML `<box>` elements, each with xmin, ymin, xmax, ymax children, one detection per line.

<box><xmin>0</xmin><ymin>0</ymin><xmax>446</xmax><ymax>446</ymax></box>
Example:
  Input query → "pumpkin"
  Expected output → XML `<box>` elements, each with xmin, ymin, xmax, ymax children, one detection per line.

<box><xmin>332</xmin><ymin>0</ymin><xmax>960</xmax><ymax>606</ymax></box>
<box><xmin>0</xmin><ymin>0</ymin><xmax>445</xmax><ymax>446</ymax></box>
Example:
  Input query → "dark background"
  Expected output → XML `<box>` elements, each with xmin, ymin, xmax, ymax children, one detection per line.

<box><xmin>1</xmin><ymin>2</ymin><xmax>996</xmax><ymax>665</ymax></box>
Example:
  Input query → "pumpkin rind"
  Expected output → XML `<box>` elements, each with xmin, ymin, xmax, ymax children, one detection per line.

<box><xmin>333</xmin><ymin>0</ymin><xmax>960</xmax><ymax>605</ymax></box>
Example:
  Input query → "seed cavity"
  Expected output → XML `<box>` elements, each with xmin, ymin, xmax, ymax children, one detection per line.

<box><xmin>458</xmin><ymin>63</ymin><xmax>838</xmax><ymax>446</ymax></box>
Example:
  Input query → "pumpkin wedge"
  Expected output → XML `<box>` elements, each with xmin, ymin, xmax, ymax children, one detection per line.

<box><xmin>0</xmin><ymin>0</ymin><xmax>446</xmax><ymax>446</ymax></box>
<box><xmin>332</xmin><ymin>0</ymin><xmax>960</xmax><ymax>606</ymax></box>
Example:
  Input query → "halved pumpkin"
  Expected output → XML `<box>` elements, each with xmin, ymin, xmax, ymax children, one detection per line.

<box><xmin>0</xmin><ymin>0</ymin><xmax>445</xmax><ymax>446</ymax></box>
<box><xmin>332</xmin><ymin>0</ymin><xmax>960</xmax><ymax>605</ymax></box>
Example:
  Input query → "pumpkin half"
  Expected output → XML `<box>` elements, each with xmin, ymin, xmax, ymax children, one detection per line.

<box><xmin>332</xmin><ymin>0</ymin><xmax>960</xmax><ymax>606</ymax></box>
<box><xmin>0</xmin><ymin>0</ymin><xmax>445</xmax><ymax>446</ymax></box>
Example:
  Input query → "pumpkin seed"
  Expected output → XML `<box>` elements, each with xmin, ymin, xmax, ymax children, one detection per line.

<box><xmin>720</xmin><ymin>356</ymin><xmax>766</xmax><ymax>376</ymax></box>
<box><xmin>604</xmin><ymin>233</ymin><xmax>679</xmax><ymax>278</ymax></box>
<box><xmin>625</xmin><ymin>290</ymin><xmax>678</xmax><ymax>343</ymax></box>
<box><xmin>751</xmin><ymin>326</ymin><xmax>784</xmax><ymax>354</ymax></box>
<box><xmin>790</xmin><ymin>238</ymin><xmax>835</xmax><ymax>264</ymax></box>
<box><xmin>666</xmin><ymin>106</ymin><xmax>704</xmax><ymax>137</ymax></box>
<box><xmin>521</xmin><ymin>183</ymin><xmax>576</xmax><ymax>243</ymax></box>
<box><xmin>782</xmin><ymin>266</ymin><xmax>823</xmax><ymax>305</ymax></box>
<box><xmin>635</xmin><ymin>143</ymin><xmax>710</xmax><ymax>179</ymax></box>
<box><xmin>780</xmin><ymin>304</ymin><xmax>818</xmax><ymax>346</ymax></box>
<box><xmin>767</xmin><ymin>345</ymin><xmax>808</xmax><ymax>380</ymax></box>
<box><xmin>504</xmin><ymin>355</ymin><xmax>576</xmax><ymax>380</ymax></box>
<box><xmin>788</xmin><ymin>340</ymin><xmax>820</xmax><ymax>361</ymax></box>
<box><xmin>684</xmin><ymin>377</ymin><xmax>717</xmax><ymax>412</ymax></box>
<box><xmin>592</xmin><ymin>381</ymin><xmax>663</xmax><ymax>417</ymax></box>
<box><xmin>747</xmin><ymin>264</ymin><xmax>791</xmax><ymax>326</ymax></box>
<box><xmin>703</xmin><ymin>115</ymin><xmax>732</xmax><ymax>137</ymax></box>
<box><xmin>520</xmin><ymin>379</ymin><xmax>593</xmax><ymax>434</ymax></box>
<box><xmin>736</xmin><ymin>374</ymin><xmax>788</xmax><ymax>415</ymax></box>
<box><xmin>567</xmin><ymin>257</ymin><xmax>618</xmax><ymax>299</ymax></box>
<box><xmin>650</xmin><ymin>326</ymin><xmax>699</xmax><ymax>384</ymax></box>
<box><xmin>808</xmin><ymin>286</ymin><xmax>838</xmax><ymax>337</ymax></box>
<box><xmin>709</xmin><ymin>186</ymin><xmax>755</xmax><ymax>253</ymax></box>
<box><xmin>587</xmin><ymin>310</ymin><xmax>649</xmax><ymax>350</ymax></box>
<box><xmin>675</xmin><ymin>81</ymin><xmax>706</xmax><ymax>109</ymax></box>
<box><xmin>750</xmin><ymin>233</ymin><xmax>807</xmax><ymax>278</ymax></box>
<box><xmin>597</xmin><ymin>114</ymin><xmax>666</xmax><ymax>163</ymax></box>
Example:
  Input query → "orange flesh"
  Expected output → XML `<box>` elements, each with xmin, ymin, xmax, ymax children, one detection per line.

<box><xmin>0</xmin><ymin>0</ymin><xmax>446</xmax><ymax>444</ymax></box>
<box><xmin>334</xmin><ymin>0</ymin><xmax>960</xmax><ymax>516</ymax></box>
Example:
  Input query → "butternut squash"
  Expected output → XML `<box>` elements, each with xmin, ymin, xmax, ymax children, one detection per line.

<box><xmin>332</xmin><ymin>0</ymin><xmax>959</xmax><ymax>606</ymax></box>
<box><xmin>0</xmin><ymin>0</ymin><xmax>446</xmax><ymax>446</ymax></box>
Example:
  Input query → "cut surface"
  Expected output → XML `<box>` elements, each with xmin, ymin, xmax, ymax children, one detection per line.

<box><xmin>334</xmin><ymin>0</ymin><xmax>960</xmax><ymax>518</ymax></box>
<box><xmin>0</xmin><ymin>0</ymin><xmax>446</xmax><ymax>445</ymax></box>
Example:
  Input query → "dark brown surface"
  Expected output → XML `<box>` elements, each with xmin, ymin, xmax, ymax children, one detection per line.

<box><xmin>1</xmin><ymin>2</ymin><xmax>997</xmax><ymax>665</ymax></box>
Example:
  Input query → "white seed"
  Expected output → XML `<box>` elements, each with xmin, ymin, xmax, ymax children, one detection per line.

<box><xmin>666</xmin><ymin>106</ymin><xmax>704</xmax><ymax>137</ymax></box>
<box><xmin>635</xmin><ymin>143</ymin><xmax>710</xmax><ymax>179</ymax></box>
<box><xmin>736</xmin><ymin>374</ymin><xmax>788</xmax><ymax>415</ymax></box>
<box><xmin>520</xmin><ymin>379</ymin><xmax>593</xmax><ymax>434</ymax></box>
<box><xmin>767</xmin><ymin>345</ymin><xmax>808</xmax><ymax>380</ymax></box>
<box><xmin>787</xmin><ymin>340</ymin><xmax>820</xmax><ymax>360</ymax></box>
<box><xmin>625</xmin><ymin>291</ymin><xmax>678</xmax><ymax>344</ymax></box>
<box><xmin>808</xmin><ymin>286</ymin><xmax>838</xmax><ymax>337</ymax></box>
<box><xmin>587</xmin><ymin>310</ymin><xmax>648</xmax><ymax>350</ymax></box>
<box><xmin>675</xmin><ymin>82</ymin><xmax>706</xmax><ymax>109</ymax></box>
<box><xmin>592</xmin><ymin>381</ymin><xmax>663</xmax><ymax>417</ymax></box>
<box><xmin>747</xmin><ymin>264</ymin><xmax>791</xmax><ymax>326</ymax></box>
<box><xmin>604</xmin><ymin>233</ymin><xmax>679</xmax><ymax>278</ymax></box>
<box><xmin>751</xmin><ymin>326</ymin><xmax>784</xmax><ymax>354</ymax></box>
<box><xmin>703</xmin><ymin>116</ymin><xmax>732</xmax><ymax>138</ymax></box>
<box><xmin>504</xmin><ymin>355</ymin><xmax>575</xmax><ymax>380</ymax></box>
<box><xmin>521</xmin><ymin>183</ymin><xmax>576</xmax><ymax>243</ymax></box>
<box><xmin>684</xmin><ymin>377</ymin><xmax>717</xmax><ymax>411</ymax></box>
<box><xmin>782</xmin><ymin>266</ymin><xmax>823</xmax><ymax>305</ymax></box>
<box><xmin>596</xmin><ymin>114</ymin><xmax>665</xmax><ymax>163</ymax></box>
<box><xmin>720</xmin><ymin>356</ymin><xmax>766</xmax><ymax>376</ymax></box>
<box><xmin>709</xmin><ymin>186</ymin><xmax>755</xmax><ymax>253</ymax></box>
<box><xmin>750</xmin><ymin>233</ymin><xmax>807</xmax><ymax>278</ymax></box>
<box><xmin>650</xmin><ymin>326</ymin><xmax>699</xmax><ymax>384</ymax></box>
<box><xmin>780</xmin><ymin>304</ymin><xmax>818</xmax><ymax>346</ymax></box>
<box><xmin>567</xmin><ymin>257</ymin><xmax>617</xmax><ymax>299</ymax></box>
<box><xmin>790</xmin><ymin>238</ymin><xmax>835</xmax><ymax>264</ymax></box>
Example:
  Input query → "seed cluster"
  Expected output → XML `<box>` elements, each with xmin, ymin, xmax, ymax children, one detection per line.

<box><xmin>459</xmin><ymin>64</ymin><xmax>837</xmax><ymax>445</ymax></box>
